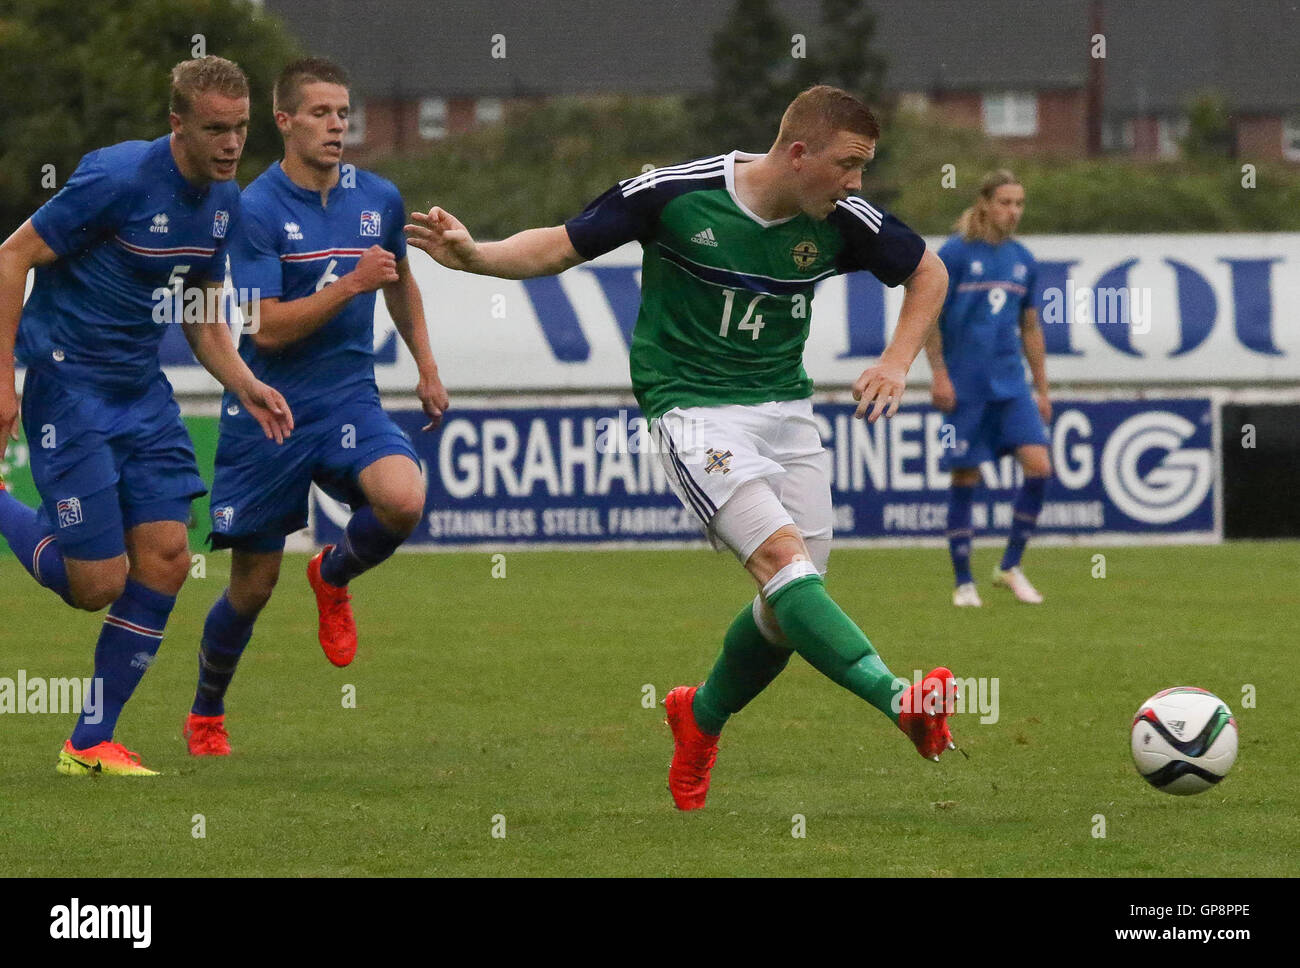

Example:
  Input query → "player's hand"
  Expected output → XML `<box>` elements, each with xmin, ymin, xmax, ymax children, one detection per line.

<box><xmin>1034</xmin><ymin>390</ymin><xmax>1052</xmax><ymax>424</ymax></box>
<box><xmin>416</xmin><ymin>365</ymin><xmax>449</xmax><ymax>431</ymax></box>
<box><xmin>0</xmin><ymin>383</ymin><xmax>19</xmax><ymax>461</ymax></box>
<box><xmin>347</xmin><ymin>245</ymin><xmax>399</xmax><ymax>294</ymax></box>
<box><xmin>853</xmin><ymin>361</ymin><xmax>908</xmax><ymax>422</ymax></box>
<box><xmin>931</xmin><ymin>370</ymin><xmax>957</xmax><ymax>413</ymax></box>
<box><xmin>404</xmin><ymin>207</ymin><xmax>479</xmax><ymax>272</ymax></box>
<box><xmin>237</xmin><ymin>379</ymin><xmax>294</xmax><ymax>444</ymax></box>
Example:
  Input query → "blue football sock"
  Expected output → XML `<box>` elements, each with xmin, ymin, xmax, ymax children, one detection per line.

<box><xmin>70</xmin><ymin>578</ymin><xmax>175</xmax><ymax>749</ymax></box>
<box><xmin>320</xmin><ymin>505</ymin><xmax>406</xmax><ymax>588</ymax></box>
<box><xmin>1001</xmin><ymin>476</ymin><xmax>1048</xmax><ymax>570</ymax></box>
<box><xmin>192</xmin><ymin>592</ymin><xmax>256</xmax><ymax>717</ymax></box>
<box><xmin>946</xmin><ymin>483</ymin><xmax>976</xmax><ymax>586</ymax></box>
<box><xmin>0</xmin><ymin>490</ymin><xmax>73</xmax><ymax>605</ymax></box>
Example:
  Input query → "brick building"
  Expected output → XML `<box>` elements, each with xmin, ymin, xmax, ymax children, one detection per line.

<box><xmin>262</xmin><ymin>0</ymin><xmax>1300</xmax><ymax>163</ymax></box>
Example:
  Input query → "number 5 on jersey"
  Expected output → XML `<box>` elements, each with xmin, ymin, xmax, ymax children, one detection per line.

<box><xmin>719</xmin><ymin>289</ymin><xmax>766</xmax><ymax>340</ymax></box>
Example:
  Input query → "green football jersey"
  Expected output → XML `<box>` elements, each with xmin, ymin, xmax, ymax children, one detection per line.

<box><xmin>565</xmin><ymin>151</ymin><xmax>925</xmax><ymax>419</ymax></box>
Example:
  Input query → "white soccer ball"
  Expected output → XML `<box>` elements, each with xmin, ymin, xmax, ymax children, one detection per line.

<box><xmin>1131</xmin><ymin>687</ymin><xmax>1238</xmax><ymax>795</ymax></box>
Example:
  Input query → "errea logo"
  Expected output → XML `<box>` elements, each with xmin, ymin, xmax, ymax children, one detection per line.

<box><xmin>284</xmin><ymin>221</ymin><xmax>303</xmax><ymax>240</ymax></box>
<box><xmin>150</xmin><ymin>213</ymin><xmax>169</xmax><ymax>234</ymax></box>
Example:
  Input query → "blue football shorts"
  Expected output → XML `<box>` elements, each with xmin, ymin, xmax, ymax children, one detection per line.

<box><xmin>207</xmin><ymin>388</ymin><xmax>419</xmax><ymax>553</ymax></box>
<box><xmin>938</xmin><ymin>392</ymin><xmax>1049</xmax><ymax>471</ymax></box>
<box><xmin>21</xmin><ymin>367</ymin><xmax>204</xmax><ymax>560</ymax></box>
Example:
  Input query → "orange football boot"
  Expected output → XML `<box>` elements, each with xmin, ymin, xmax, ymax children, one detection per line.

<box><xmin>56</xmin><ymin>740</ymin><xmax>159</xmax><ymax>776</ymax></box>
<box><xmin>898</xmin><ymin>667</ymin><xmax>959</xmax><ymax>761</ymax></box>
<box><xmin>183</xmin><ymin>712</ymin><xmax>231</xmax><ymax>756</ymax></box>
<box><xmin>664</xmin><ymin>684</ymin><xmax>720</xmax><ymax>810</ymax></box>
<box><xmin>307</xmin><ymin>546</ymin><xmax>358</xmax><ymax>667</ymax></box>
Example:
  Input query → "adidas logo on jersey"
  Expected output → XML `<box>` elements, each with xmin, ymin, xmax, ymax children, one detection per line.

<box><xmin>150</xmin><ymin>213</ymin><xmax>169</xmax><ymax>234</ymax></box>
<box><xmin>690</xmin><ymin>227</ymin><xmax>718</xmax><ymax>247</ymax></box>
<box><xmin>284</xmin><ymin>221</ymin><xmax>303</xmax><ymax>240</ymax></box>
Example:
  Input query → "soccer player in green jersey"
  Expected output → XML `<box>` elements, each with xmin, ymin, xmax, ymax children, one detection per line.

<box><xmin>406</xmin><ymin>86</ymin><xmax>957</xmax><ymax>809</ymax></box>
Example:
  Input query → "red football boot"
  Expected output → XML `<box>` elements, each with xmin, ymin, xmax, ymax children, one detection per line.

<box><xmin>183</xmin><ymin>712</ymin><xmax>231</xmax><ymax>756</ymax></box>
<box><xmin>898</xmin><ymin>667</ymin><xmax>958</xmax><ymax>761</ymax></box>
<box><xmin>664</xmin><ymin>684</ymin><xmax>720</xmax><ymax>810</ymax></box>
<box><xmin>307</xmin><ymin>547</ymin><xmax>358</xmax><ymax>667</ymax></box>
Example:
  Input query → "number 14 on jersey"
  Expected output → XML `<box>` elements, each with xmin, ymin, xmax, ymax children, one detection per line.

<box><xmin>719</xmin><ymin>289</ymin><xmax>766</xmax><ymax>340</ymax></box>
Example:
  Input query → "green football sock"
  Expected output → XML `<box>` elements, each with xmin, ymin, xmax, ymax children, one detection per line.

<box><xmin>693</xmin><ymin>601</ymin><xmax>793</xmax><ymax>736</ymax></box>
<box><xmin>767</xmin><ymin>572</ymin><xmax>906</xmax><ymax>724</ymax></box>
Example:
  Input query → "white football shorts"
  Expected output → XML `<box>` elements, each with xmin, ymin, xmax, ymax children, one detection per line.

<box><xmin>651</xmin><ymin>398</ymin><xmax>833</xmax><ymax>572</ymax></box>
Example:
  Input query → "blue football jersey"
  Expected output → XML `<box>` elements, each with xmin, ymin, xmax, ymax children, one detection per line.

<box><xmin>19</xmin><ymin>135</ymin><xmax>239</xmax><ymax>394</ymax></box>
<box><xmin>230</xmin><ymin>162</ymin><xmax>407</xmax><ymax>413</ymax></box>
<box><xmin>936</xmin><ymin>234</ymin><xmax>1040</xmax><ymax>401</ymax></box>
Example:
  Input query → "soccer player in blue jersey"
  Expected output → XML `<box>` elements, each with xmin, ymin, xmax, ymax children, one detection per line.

<box><xmin>407</xmin><ymin>85</ymin><xmax>959</xmax><ymax>810</ymax></box>
<box><xmin>183</xmin><ymin>59</ymin><xmax>447</xmax><ymax>756</ymax></box>
<box><xmin>927</xmin><ymin>170</ymin><xmax>1053</xmax><ymax>607</ymax></box>
<box><xmin>0</xmin><ymin>57</ymin><xmax>293</xmax><ymax>775</ymax></box>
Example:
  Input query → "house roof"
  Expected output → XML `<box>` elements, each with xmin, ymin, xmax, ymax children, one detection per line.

<box><xmin>1101</xmin><ymin>0</ymin><xmax>1300</xmax><ymax>115</ymax></box>
<box><xmin>261</xmin><ymin>0</ymin><xmax>1300</xmax><ymax>115</ymax></box>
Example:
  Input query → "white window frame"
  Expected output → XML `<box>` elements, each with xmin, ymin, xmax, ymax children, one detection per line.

<box><xmin>897</xmin><ymin>92</ymin><xmax>930</xmax><ymax>115</ymax></box>
<box><xmin>1157</xmin><ymin>115</ymin><xmax>1187</xmax><ymax>159</ymax></box>
<box><xmin>475</xmin><ymin>98</ymin><xmax>503</xmax><ymax>125</ymax></box>
<box><xmin>1283</xmin><ymin>116</ymin><xmax>1300</xmax><ymax>162</ymax></box>
<box><xmin>419</xmin><ymin>98</ymin><xmax>448</xmax><ymax>141</ymax></box>
<box><xmin>343</xmin><ymin>100</ymin><xmax>366</xmax><ymax>147</ymax></box>
<box><xmin>982</xmin><ymin>92</ymin><xmax>1038</xmax><ymax>137</ymax></box>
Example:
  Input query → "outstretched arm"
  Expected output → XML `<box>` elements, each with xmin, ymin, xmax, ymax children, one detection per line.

<box><xmin>404</xmin><ymin>207</ymin><xmax>586</xmax><ymax>279</ymax></box>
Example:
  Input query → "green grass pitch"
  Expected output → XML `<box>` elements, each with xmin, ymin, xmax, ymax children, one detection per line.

<box><xmin>0</xmin><ymin>542</ymin><xmax>1295</xmax><ymax>877</ymax></box>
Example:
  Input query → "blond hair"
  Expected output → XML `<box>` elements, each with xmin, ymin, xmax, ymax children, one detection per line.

<box><xmin>169</xmin><ymin>56</ymin><xmax>249</xmax><ymax>116</ymax></box>
<box><xmin>775</xmin><ymin>85</ymin><xmax>880</xmax><ymax>152</ymax></box>
<box><xmin>954</xmin><ymin>169</ymin><xmax>1021</xmax><ymax>243</ymax></box>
